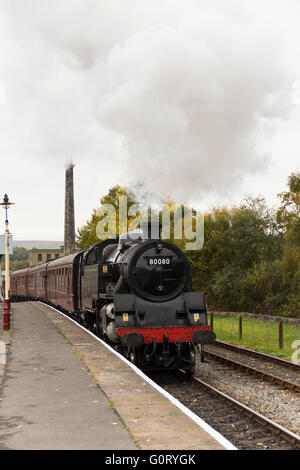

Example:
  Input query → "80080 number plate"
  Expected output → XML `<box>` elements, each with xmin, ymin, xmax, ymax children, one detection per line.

<box><xmin>146</xmin><ymin>256</ymin><xmax>172</xmax><ymax>266</ymax></box>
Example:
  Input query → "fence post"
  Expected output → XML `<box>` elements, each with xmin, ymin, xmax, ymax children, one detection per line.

<box><xmin>239</xmin><ymin>315</ymin><xmax>243</xmax><ymax>340</ymax></box>
<box><xmin>210</xmin><ymin>312</ymin><xmax>214</xmax><ymax>329</ymax></box>
<box><xmin>279</xmin><ymin>321</ymin><xmax>283</xmax><ymax>349</ymax></box>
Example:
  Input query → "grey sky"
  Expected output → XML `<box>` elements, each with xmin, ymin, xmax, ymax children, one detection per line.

<box><xmin>0</xmin><ymin>0</ymin><xmax>299</xmax><ymax>240</ymax></box>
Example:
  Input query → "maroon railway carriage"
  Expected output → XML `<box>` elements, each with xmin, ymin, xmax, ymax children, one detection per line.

<box><xmin>27</xmin><ymin>264</ymin><xmax>47</xmax><ymax>300</ymax></box>
<box><xmin>46</xmin><ymin>253</ymin><xmax>81</xmax><ymax>313</ymax></box>
<box><xmin>10</xmin><ymin>268</ymin><xmax>29</xmax><ymax>301</ymax></box>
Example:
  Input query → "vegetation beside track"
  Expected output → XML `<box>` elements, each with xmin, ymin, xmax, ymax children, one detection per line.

<box><xmin>209</xmin><ymin>313</ymin><xmax>300</xmax><ymax>360</ymax></box>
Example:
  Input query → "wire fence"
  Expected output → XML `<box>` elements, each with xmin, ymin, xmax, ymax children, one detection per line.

<box><xmin>208</xmin><ymin>312</ymin><xmax>300</xmax><ymax>361</ymax></box>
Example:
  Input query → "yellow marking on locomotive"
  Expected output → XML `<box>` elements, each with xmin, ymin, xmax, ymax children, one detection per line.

<box><xmin>123</xmin><ymin>313</ymin><xmax>129</xmax><ymax>322</ymax></box>
<box><xmin>194</xmin><ymin>314</ymin><xmax>200</xmax><ymax>322</ymax></box>
<box><xmin>102</xmin><ymin>265</ymin><xmax>108</xmax><ymax>273</ymax></box>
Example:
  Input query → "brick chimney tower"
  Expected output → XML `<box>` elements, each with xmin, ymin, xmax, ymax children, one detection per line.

<box><xmin>64</xmin><ymin>164</ymin><xmax>75</xmax><ymax>256</ymax></box>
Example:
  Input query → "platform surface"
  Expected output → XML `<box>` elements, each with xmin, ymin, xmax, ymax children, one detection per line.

<box><xmin>0</xmin><ymin>302</ymin><xmax>137</xmax><ymax>450</ymax></box>
<box><xmin>0</xmin><ymin>302</ymin><xmax>228</xmax><ymax>450</ymax></box>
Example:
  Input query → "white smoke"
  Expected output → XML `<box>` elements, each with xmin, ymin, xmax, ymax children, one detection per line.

<box><xmin>0</xmin><ymin>0</ymin><xmax>292</xmax><ymax>207</ymax></box>
<box><xmin>96</xmin><ymin>1</ymin><xmax>291</xmax><ymax>201</ymax></box>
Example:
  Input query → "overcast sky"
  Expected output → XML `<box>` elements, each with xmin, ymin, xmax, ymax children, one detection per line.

<box><xmin>0</xmin><ymin>0</ymin><xmax>299</xmax><ymax>241</ymax></box>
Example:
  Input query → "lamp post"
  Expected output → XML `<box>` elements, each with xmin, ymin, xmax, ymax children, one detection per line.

<box><xmin>0</xmin><ymin>194</ymin><xmax>14</xmax><ymax>330</ymax></box>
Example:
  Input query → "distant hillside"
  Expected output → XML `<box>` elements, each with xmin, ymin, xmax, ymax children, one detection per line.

<box><xmin>13</xmin><ymin>241</ymin><xmax>64</xmax><ymax>250</ymax></box>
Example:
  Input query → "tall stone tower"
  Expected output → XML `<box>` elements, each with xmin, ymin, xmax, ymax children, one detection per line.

<box><xmin>64</xmin><ymin>164</ymin><xmax>75</xmax><ymax>256</ymax></box>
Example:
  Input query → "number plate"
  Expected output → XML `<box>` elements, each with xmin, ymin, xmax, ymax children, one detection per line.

<box><xmin>146</xmin><ymin>256</ymin><xmax>172</xmax><ymax>266</ymax></box>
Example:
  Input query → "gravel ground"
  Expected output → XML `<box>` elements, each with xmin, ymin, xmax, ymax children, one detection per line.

<box><xmin>195</xmin><ymin>350</ymin><xmax>300</xmax><ymax>436</ymax></box>
<box><xmin>150</xmin><ymin>370</ymin><xmax>295</xmax><ymax>450</ymax></box>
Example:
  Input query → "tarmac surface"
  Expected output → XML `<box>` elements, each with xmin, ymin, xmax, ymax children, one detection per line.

<box><xmin>0</xmin><ymin>302</ymin><xmax>230</xmax><ymax>450</ymax></box>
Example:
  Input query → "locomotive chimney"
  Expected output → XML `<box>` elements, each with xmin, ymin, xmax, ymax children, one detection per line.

<box><xmin>140</xmin><ymin>221</ymin><xmax>162</xmax><ymax>240</ymax></box>
<box><xmin>64</xmin><ymin>163</ymin><xmax>75</xmax><ymax>256</ymax></box>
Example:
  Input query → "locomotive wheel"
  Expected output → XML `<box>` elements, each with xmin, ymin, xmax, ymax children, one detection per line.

<box><xmin>190</xmin><ymin>343</ymin><xmax>196</xmax><ymax>365</ymax></box>
<box><xmin>186</xmin><ymin>343</ymin><xmax>196</xmax><ymax>375</ymax></box>
<box><xmin>199</xmin><ymin>345</ymin><xmax>205</xmax><ymax>362</ymax></box>
<box><xmin>95</xmin><ymin>311</ymin><xmax>103</xmax><ymax>338</ymax></box>
<box><xmin>201</xmin><ymin>346</ymin><xmax>205</xmax><ymax>363</ymax></box>
<box><xmin>129</xmin><ymin>349</ymin><xmax>136</xmax><ymax>364</ymax></box>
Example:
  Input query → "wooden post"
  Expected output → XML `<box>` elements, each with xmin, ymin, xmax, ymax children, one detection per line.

<box><xmin>279</xmin><ymin>321</ymin><xmax>283</xmax><ymax>349</ymax></box>
<box><xmin>239</xmin><ymin>315</ymin><xmax>243</xmax><ymax>340</ymax></box>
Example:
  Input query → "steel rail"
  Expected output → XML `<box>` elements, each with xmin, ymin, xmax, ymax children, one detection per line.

<box><xmin>190</xmin><ymin>374</ymin><xmax>300</xmax><ymax>449</ymax></box>
<box><xmin>214</xmin><ymin>340</ymin><xmax>300</xmax><ymax>370</ymax></box>
<box><xmin>204</xmin><ymin>350</ymin><xmax>300</xmax><ymax>393</ymax></box>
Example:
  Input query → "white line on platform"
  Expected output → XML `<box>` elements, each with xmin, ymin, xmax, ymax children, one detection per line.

<box><xmin>39</xmin><ymin>302</ymin><xmax>237</xmax><ymax>450</ymax></box>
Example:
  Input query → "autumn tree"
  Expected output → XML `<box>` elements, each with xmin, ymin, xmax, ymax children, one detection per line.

<box><xmin>277</xmin><ymin>172</ymin><xmax>300</xmax><ymax>246</ymax></box>
<box><xmin>276</xmin><ymin>173</ymin><xmax>300</xmax><ymax>316</ymax></box>
<box><xmin>77</xmin><ymin>185</ymin><xmax>138</xmax><ymax>250</ymax></box>
<box><xmin>196</xmin><ymin>197</ymin><xmax>283</xmax><ymax>312</ymax></box>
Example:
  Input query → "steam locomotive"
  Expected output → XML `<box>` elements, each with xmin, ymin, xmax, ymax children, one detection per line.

<box><xmin>10</xmin><ymin>222</ymin><xmax>215</xmax><ymax>373</ymax></box>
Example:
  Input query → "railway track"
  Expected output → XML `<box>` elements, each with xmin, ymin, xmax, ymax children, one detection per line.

<box><xmin>214</xmin><ymin>339</ymin><xmax>300</xmax><ymax>370</ymax></box>
<box><xmin>190</xmin><ymin>374</ymin><xmax>300</xmax><ymax>449</ymax></box>
<box><xmin>151</xmin><ymin>369</ymin><xmax>300</xmax><ymax>450</ymax></box>
<box><xmin>204</xmin><ymin>350</ymin><xmax>300</xmax><ymax>393</ymax></box>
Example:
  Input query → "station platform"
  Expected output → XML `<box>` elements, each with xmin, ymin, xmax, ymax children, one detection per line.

<box><xmin>0</xmin><ymin>302</ymin><xmax>232</xmax><ymax>450</ymax></box>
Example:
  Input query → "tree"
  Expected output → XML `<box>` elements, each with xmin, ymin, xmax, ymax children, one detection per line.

<box><xmin>277</xmin><ymin>172</ymin><xmax>300</xmax><ymax>246</ymax></box>
<box><xmin>196</xmin><ymin>197</ymin><xmax>284</xmax><ymax>312</ymax></box>
<box><xmin>11</xmin><ymin>247</ymin><xmax>29</xmax><ymax>262</ymax></box>
<box><xmin>276</xmin><ymin>173</ymin><xmax>300</xmax><ymax>316</ymax></box>
<box><xmin>1</xmin><ymin>247</ymin><xmax>30</xmax><ymax>272</ymax></box>
<box><xmin>77</xmin><ymin>185</ymin><xmax>138</xmax><ymax>250</ymax></box>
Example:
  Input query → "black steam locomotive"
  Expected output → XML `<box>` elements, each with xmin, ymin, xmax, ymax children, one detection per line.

<box><xmin>11</xmin><ymin>222</ymin><xmax>215</xmax><ymax>373</ymax></box>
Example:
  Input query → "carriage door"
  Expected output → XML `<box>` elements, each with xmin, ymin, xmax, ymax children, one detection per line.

<box><xmin>43</xmin><ymin>269</ymin><xmax>47</xmax><ymax>298</ymax></box>
<box><xmin>67</xmin><ymin>268</ymin><xmax>70</xmax><ymax>296</ymax></box>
